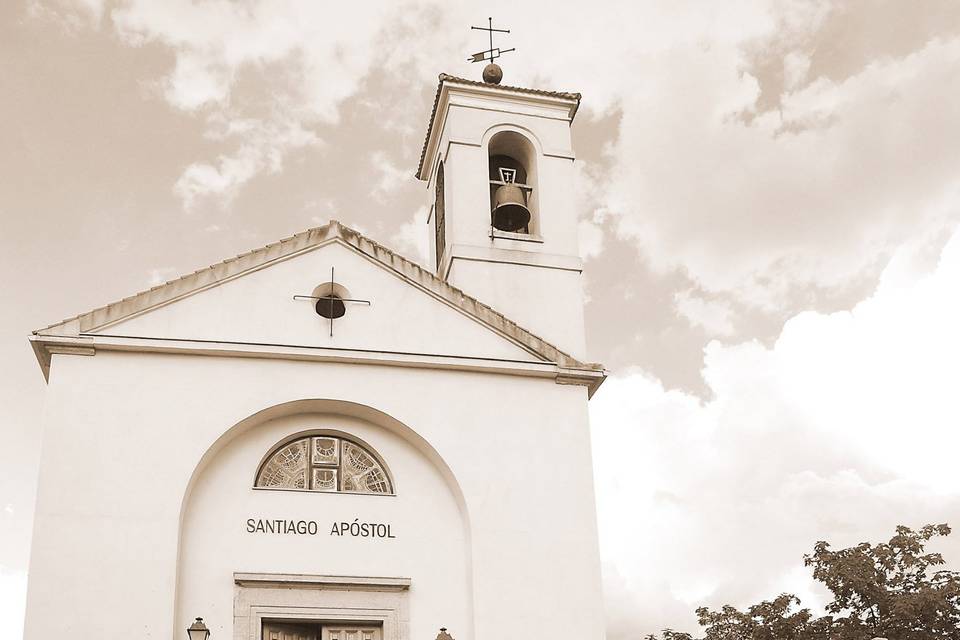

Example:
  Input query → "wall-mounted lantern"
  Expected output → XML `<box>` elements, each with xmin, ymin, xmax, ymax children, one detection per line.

<box><xmin>187</xmin><ymin>617</ymin><xmax>210</xmax><ymax>640</ymax></box>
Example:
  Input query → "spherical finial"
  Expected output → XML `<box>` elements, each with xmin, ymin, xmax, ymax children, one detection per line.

<box><xmin>482</xmin><ymin>63</ymin><xmax>503</xmax><ymax>84</ymax></box>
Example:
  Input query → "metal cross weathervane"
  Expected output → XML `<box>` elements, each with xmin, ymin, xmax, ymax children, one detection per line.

<box><xmin>293</xmin><ymin>267</ymin><xmax>371</xmax><ymax>337</ymax></box>
<box><xmin>468</xmin><ymin>17</ymin><xmax>514</xmax><ymax>65</ymax></box>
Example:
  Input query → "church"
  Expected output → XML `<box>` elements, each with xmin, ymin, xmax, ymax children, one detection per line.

<box><xmin>24</xmin><ymin>63</ymin><xmax>607</xmax><ymax>640</ymax></box>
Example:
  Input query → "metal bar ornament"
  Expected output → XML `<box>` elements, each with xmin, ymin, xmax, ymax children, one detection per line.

<box><xmin>468</xmin><ymin>17</ymin><xmax>514</xmax><ymax>64</ymax></box>
<box><xmin>292</xmin><ymin>296</ymin><xmax>372</xmax><ymax>303</ymax></box>
<box><xmin>292</xmin><ymin>267</ymin><xmax>371</xmax><ymax>337</ymax></box>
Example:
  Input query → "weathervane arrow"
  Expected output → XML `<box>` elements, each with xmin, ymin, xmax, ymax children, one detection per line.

<box><xmin>468</xmin><ymin>17</ymin><xmax>514</xmax><ymax>65</ymax></box>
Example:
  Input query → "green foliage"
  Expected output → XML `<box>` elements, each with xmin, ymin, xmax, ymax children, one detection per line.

<box><xmin>644</xmin><ymin>524</ymin><xmax>960</xmax><ymax>640</ymax></box>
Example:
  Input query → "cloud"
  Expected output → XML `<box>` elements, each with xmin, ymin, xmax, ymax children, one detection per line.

<box><xmin>146</xmin><ymin>267</ymin><xmax>178</xmax><ymax>287</ymax></box>
<box><xmin>591</xmin><ymin>226</ymin><xmax>960</xmax><ymax>637</ymax></box>
<box><xmin>673</xmin><ymin>290</ymin><xmax>736</xmax><ymax>337</ymax></box>
<box><xmin>600</xmin><ymin>18</ymin><xmax>960</xmax><ymax>309</ymax></box>
<box><xmin>370</xmin><ymin>151</ymin><xmax>410</xmax><ymax>204</ymax></box>
<box><xmin>103</xmin><ymin>0</ymin><xmax>432</xmax><ymax>210</ymax></box>
<box><xmin>161</xmin><ymin>52</ymin><xmax>233</xmax><ymax>111</ymax></box>
<box><xmin>28</xmin><ymin>0</ymin><xmax>105</xmax><ymax>30</ymax></box>
<box><xmin>174</xmin><ymin>116</ymin><xmax>319</xmax><ymax>208</ymax></box>
<box><xmin>45</xmin><ymin>0</ymin><xmax>960</xmax><ymax>308</ymax></box>
<box><xmin>578</xmin><ymin>219</ymin><xmax>604</xmax><ymax>261</ymax></box>
<box><xmin>0</xmin><ymin>567</ymin><xmax>27</xmax><ymax>640</ymax></box>
<box><xmin>391</xmin><ymin>206</ymin><xmax>430</xmax><ymax>265</ymax></box>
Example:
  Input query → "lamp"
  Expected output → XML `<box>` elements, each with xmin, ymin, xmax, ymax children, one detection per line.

<box><xmin>187</xmin><ymin>617</ymin><xmax>210</xmax><ymax>640</ymax></box>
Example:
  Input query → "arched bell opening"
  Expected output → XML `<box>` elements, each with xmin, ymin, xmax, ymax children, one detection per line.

<box><xmin>488</xmin><ymin>131</ymin><xmax>538</xmax><ymax>234</ymax></box>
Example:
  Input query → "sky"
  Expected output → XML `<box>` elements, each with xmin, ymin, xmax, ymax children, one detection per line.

<box><xmin>2</xmin><ymin>0</ymin><xmax>960</xmax><ymax>638</ymax></box>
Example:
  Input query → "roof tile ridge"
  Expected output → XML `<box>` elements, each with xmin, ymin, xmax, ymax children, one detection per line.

<box><xmin>440</xmin><ymin>74</ymin><xmax>582</xmax><ymax>99</ymax></box>
<box><xmin>416</xmin><ymin>76</ymin><xmax>448</xmax><ymax>178</ymax></box>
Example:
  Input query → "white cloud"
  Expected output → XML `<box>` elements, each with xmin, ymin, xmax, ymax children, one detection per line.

<box><xmin>146</xmin><ymin>267</ymin><xmax>178</xmax><ymax>287</ymax></box>
<box><xmin>370</xmin><ymin>151</ymin><xmax>410</xmax><ymax>204</ymax></box>
<box><xmin>579</xmin><ymin>217</ymin><xmax>606</xmax><ymax>261</ymax></box>
<box><xmin>48</xmin><ymin>0</ymin><xmax>960</xmax><ymax>305</ymax></box>
<box><xmin>391</xmin><ymin>206</ymin><xmax>430</xmax><ymax>266</ymax></box>
<box><xmin>76</xmin><ymin>0</ymin><xmax>797</xmax><ymax>218</ymax></box>
<box><xmin>29</xmin><ymin>0</ymin><xmax>105</xmax><ymax>29</ymax></box>
<box><xmin>783</xmin><ymin>50</ymin><xmax>811</xmax><ymax>90</ymax></box>
<box><xmin>603</xmin><ymin>28</ymin><xmax>960</xmax><ymax>308</ymax></box>
<box><xmin>0</xmin><ymin>567</ymin><xmax>27</xmax><ymax>640</ymax></box>
<box><xmin>673</xmin><ymin>290</ymin><xmax>736</xmax><ymax>337</ymax></box>
<box><xmin>162</xmin><ymin>52</ymin><xmax>233</xmax><ymax>111</ymax></box>
<box><xmin>106</xmin><ymin>0</ymin><xmax>420</xmax><ymax>209</ymax></box>
<box><xmin>174</xmin><ymin>116</ymin><xmax>318</xmax><ymax>208</ymax></box>
<box><xmin>591</xmin><ymin>226</ymin><xmax>960</xmax><ymax>637</ymax></box>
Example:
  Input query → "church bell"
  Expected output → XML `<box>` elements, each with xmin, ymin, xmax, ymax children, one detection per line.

<box><xmin>491</xmin><ymin>183</ymin><xmax>531</xmax><ymax>232</ymax></box>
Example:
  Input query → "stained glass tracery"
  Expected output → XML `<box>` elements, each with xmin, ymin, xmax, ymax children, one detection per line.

<box><xmin>255</xmin><ymin>439</ymin><xmax>308</xmax><ymax>489</ymax></box>
<box><xmin>342</xmin><ymin>441</ymin><xmax>391</xmax><ymax>494</ymax></box>
<box><xmin>255</xmin><ymin>434</ymin><xmax>392</xmax><ymax>494</ymax></box>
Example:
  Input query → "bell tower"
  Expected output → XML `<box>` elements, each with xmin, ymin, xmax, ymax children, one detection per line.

<box><xmin>417</xmin><ymin>66</ymin><xmax>586</xmax><ymax>359</ymax></box>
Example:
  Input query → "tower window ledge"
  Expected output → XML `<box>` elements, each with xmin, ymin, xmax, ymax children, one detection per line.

<box><xmin>489</xmin><ymin>229</ymin><xmax>544</xmax><ymax>243</ymax></box>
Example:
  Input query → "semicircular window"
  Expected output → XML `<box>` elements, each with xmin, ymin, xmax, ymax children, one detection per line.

<box><xmin>255</xmin><ymin>434</ymin><xmax>393</xmax><ymax>494</ymax></box>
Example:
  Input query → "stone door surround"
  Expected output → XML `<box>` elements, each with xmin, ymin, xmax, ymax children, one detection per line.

<box><xmin>233</xmin><ymin>573</ymin><xmax>411</xmax><ymax>640</ymax></box>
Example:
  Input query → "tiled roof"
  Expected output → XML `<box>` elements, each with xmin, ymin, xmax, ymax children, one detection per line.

<box><xmin>35</xmin><ymin>220</ymin><xmax>599</xmax><ymax>372</ymax></box>
<box><xmin>439</xmin><ymin>73</ymin><xmax>582</xmax><ymax>101</ymax></box>
<box><xmin>416</xmin><ymin>73</ymin><xmax>582</xmax><ymax>180</ymax></box>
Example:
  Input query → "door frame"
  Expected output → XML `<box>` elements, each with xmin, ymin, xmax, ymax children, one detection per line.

<box><xmin>234</xmin><ymin>573</ymin><xmax>410</xmax><ymax>640</ymax></box>
<box><xmin>261</xmin><ymin>619</ymin><xmax>383</xmax><ymax>640</ymax></box>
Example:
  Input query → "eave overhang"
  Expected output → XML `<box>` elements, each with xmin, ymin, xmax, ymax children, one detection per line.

<box><xmin>416</xmin><ymin>73</ymin><xmax>582</xmax><ymax>182</ymax></box>
<box><xmin>29</xmin><ymin>333</ymin><xmax>607</xmax><ymax>397</ymax></box>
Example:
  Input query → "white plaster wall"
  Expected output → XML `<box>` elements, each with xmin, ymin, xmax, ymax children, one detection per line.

<box><xmin>25</xmin><ymin>350</ymin><xmax>605</xmax><ymax>640</ymax></box>
<box><xmin>177</xmin><ymin>412</ymin><xmax>469</xmax><ymax>639</ymax></box>
<box><xmin>447</xmin><ymin>260</ymin><xmax>586</xmax><ymax>359</ymax></box>
<box><xmin>96</xmin><ymin>242</ymin><xmax>537</xmax><ymax>364</ymax></box>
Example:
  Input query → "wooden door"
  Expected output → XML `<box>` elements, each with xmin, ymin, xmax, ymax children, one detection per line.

<box><xmin>263</xmin><ymin>621</ymin><xmax>319</xmax><ymax>640</ymax></box>
<box><xmin>322</xmin><ymin>626</ymin><xmax>381</xmax><ymax>640</ymax></box>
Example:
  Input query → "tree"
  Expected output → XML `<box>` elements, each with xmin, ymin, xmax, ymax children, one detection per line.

<box><xmin>644</xmin><ymin>631</ymin><xmax>694</xmax><ymax>640</ymax></box>
<box><xmin>645</xmin><ymin>524</ymin><xmax>960</xmax><ymax>640</ymax></box>
<box><xmin>644</xmin><ymin>630</ymin><xmax>693</xmax><ymax>640</ymax></box>
<box><xmin>693</xmin><ymin>594</ymin><xmax>832</xmax><ymax>640</ymax></box>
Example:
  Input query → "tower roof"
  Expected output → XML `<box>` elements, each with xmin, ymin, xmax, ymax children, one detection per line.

<box><xmin>416</xmin><ymin>74</ymin><xmax>582</xmax><ymax>181</ymax></box>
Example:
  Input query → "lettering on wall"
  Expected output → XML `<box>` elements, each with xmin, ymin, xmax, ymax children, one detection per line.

<box><xmin>245</xmin><ymin>518</ymin><xmax>396</xmax><ymax>538</ymax></box>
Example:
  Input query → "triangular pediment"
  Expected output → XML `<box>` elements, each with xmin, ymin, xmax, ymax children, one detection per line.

<box><xmin>35</xmin><ymin>222</ymin><xmax>591</xmax><ymax>370</ymax></box>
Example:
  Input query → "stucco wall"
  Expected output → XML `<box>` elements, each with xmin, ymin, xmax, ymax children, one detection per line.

<box><xmin>97</xmin><ymin>242</ymin><xmax>537</xmax><ymax>364</ymax></box>
<box><xmin>25</xmin><ymin>349</ymin><xmax>605</xmax><ymax>639</ymax></box>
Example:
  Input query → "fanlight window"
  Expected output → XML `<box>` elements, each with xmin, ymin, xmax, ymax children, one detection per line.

<box><xmin>255</xmin><ymin>435</ymin><xmax>393</xmax><ymax>494</ymax></box>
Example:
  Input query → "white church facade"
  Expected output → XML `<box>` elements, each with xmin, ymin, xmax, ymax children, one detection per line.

<box><xmin>24</xmin><ymin>71</ymin><xmax>607</xmax><ymax>640</ymax></box>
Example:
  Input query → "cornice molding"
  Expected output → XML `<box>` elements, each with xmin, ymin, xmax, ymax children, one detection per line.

<box><xmin>28</xmin><ymin>334</ymin><xmax>606</xmax><ymax>396</ymax></box>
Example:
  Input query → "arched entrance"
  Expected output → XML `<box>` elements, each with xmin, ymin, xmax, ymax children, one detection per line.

<box><xmin>175</xmin><ymin>401</ymin><xmax>473</xmax><ymax>640</ymax></box>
